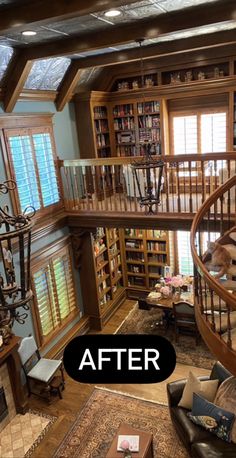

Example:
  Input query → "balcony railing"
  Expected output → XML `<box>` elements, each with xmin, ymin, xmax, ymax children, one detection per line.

<box><xmin>59</xmin><ymin>152</ymin><xmax>236</xmax><ymax>215</ymax></box>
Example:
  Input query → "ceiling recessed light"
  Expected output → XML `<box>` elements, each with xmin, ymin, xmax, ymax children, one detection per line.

<box><xmin>22</xmin><ymin>30</ymin><xmax>37</xmax><ymax>36</ymax></box>
<box><xmin>104</xmin><ymin>9</ymin><xmax>121</xmax><ymax>17</ymax></box>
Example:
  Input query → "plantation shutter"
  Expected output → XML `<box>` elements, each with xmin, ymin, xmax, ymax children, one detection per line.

<box><xmin>4</xmin><ymin>127</ymin><xmax>60</xmax><ymax>214</ymax></box>
<box><xmin>33</xmin><ymin>265</ymin><xmax>59</xmax><ymax>337</ymax></box>
<box><xmin>177</xmin><ymin>231</ymin><xmax>193</xmax><ymax>276</ymax></box>
<box><xmin>52</xmin><ymin>252</ymin><xmax>76</xmax><ymax>320</ymax></box>
<box><xmin>173</xmin><ymin>115</ymin><xmax>198</xmax><ymax>155</ymax></box>
<box><xmin>7</xmin><ymin>134</ymin><xmax>41</xmax><ymax>212</ymax></box>
<box><xmin>33</xmin><ymin>246</ymin><xmax>77</xmax><ymax>342</ymax></box>
<box><xmin>201</xmin><ymin>112</ymin><xmax>227</xmax><ymax>153</ymax></box>
<box><xmin>32</xmin><ymin>131</ymin><xmax>60</xmax><ymax>207</ymax></box>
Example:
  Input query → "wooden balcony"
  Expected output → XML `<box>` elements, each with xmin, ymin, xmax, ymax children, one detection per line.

<box><xmin>59</xmin><ymin>152</ymin><xmax>236</xmax><ymax>228</ymax></box>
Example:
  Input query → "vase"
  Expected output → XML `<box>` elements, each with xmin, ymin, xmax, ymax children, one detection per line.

<box><xmin>172</xmin><ymin>286</ymin><xmax>181</xmax><ymax>299</ymax></box>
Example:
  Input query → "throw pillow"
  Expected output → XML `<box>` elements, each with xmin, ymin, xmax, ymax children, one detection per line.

<box><xmin>214</xmin><ymin>376</ymin><xmax>236</xmax><ymax>443</ymax></box>
<box><xmin>188</xmin><ymin>393</ymin><xmax>235</xmax><ymax>442</ymax></box>
<box><xmin>178</xmin><ymin>371</ymin><xmax>219</xmax><ymax>409</ymax></box>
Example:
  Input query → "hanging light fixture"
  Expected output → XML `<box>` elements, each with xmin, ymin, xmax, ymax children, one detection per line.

<box><xmin>131</xmin><ymin>39</ymin><xmax>164</xmax><ymax>214</ymax></box>
<box><xmin>0</xmin><ymin>180</ymin><xmax>35</xmax><ymax>336</ymax></box>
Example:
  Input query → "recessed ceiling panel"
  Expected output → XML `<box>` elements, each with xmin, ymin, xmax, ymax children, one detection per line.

<box><xmin>0</xmin><ymin>45</ymin><xmax>13</xmax><ymax>84</ymax></box>
<box><xmin>24</xmin><ymin>57</ymin><xmax>71</xmax><ymax>90</ymax></box>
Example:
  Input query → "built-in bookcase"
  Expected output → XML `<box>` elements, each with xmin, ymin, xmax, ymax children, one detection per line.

<box><xmin>122</xmin><ymin>228</ymin><xmax>169</xmax><ymax>291</ymax></box>
<box><xmin>93</xmin><ymin>105</ymin><xmax>111</xmax><ymax>157</ymax></box>
<box><xmin>79</xmin><ymin>227</ymin><xmax>125</xmax><ymax>330</ymax></box>
<box><xmin>112</xmin><ymin>100</ymin><xmax>162</xmax><ymax>157</ymax></box>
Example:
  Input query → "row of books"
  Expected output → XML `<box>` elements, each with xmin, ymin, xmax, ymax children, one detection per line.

<box><xmin>114</xmin><ymin>118</ymin><xmax>135</xmax><ymax>131</ymax></box>
<box><xmin>96</xmin><ymin>133</ymin><xmax>110</xmax><ymax>148</ymax></box>
<box><xmin>94</xmin><ymin>106</ymin><xmax>108</xmax><ymax>119</ymax></box>
<box><xmin>138</xmin><ymin>115</ymin><xmax>160</xmax><ymax>128</ymax></box>
<box><xmin>110</xmin><ymin>254</ymin><xmax>121</xmax><ymax>271</ymax></box>
<box><xmin>94</xmin><ymin>119</ymin><xmax>109</xmax><ymax>133</ymax></box>
<box><xmin>148</xmin><ymin>254</ymin><xmax>167</xmax><ymax>263</ymax></box>
<box><xmin>127</xmin><ymin>276</ymin><xmax>145</xmax><ymax>287</ymax></box>
<box><xmin>139</xmin><ymin>128</ymin><xmax>160</xmax><ymax>142</ymax></box>
<box><xmin>148</xmin><ymin>266</ymin><xmax>164</xmax><ymax>274</ymax></box>
<box><xmin>127</xmin><ymin>253</ymin><xmax>145</xmax><ymax>262</ymax></box>
<box><xmin>98</xmin><ymin>280</ymin><xmax>109</xmax><ymax>295</ymax></box>
<box><xmin>137</xmin><ymin>101</ymin><xmax>160</xmax><ymax>114</ymax></box>
<box><xmin>107</xmin><ymin>228</ymin><xmax>118</xmax><ymax>244</ymax></box>
<box><xmin>113</xmin><ymin>104</ymin><xmax>134</xmax><ymax>116</ymax></box>
<box><xmin>109</xmin><ymin>243</ymin><xmax>119</xmax><ymax>256</ymax></box>
<box><xmin>116</xmin><ymin>145</ymin><xmax>136</xmax><ymax>156</ymax></box>
<box><xmin>147</xmin><ymin>241</ymin><xmax>166</xmax><ymax>251</ymax></box>
<box><xmin>146</xmin><ymin>229</ymin><xmax>166</xmax><ymax>238</ymax></box>
<box><xmin>126</xmin><ymin>240</ymin><xmax>144</xmax><ymax>249</ymax></box>
<box><xmin>125</xmin><ymin>228</ymin><xmax>143</xmax><ymax>237</ymax></box>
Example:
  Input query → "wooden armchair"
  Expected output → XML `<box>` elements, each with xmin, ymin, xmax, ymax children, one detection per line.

<box><xmin>173</xmin><ymin>301</ymin><xmax>199</xmax><ymax>345</ymax></box>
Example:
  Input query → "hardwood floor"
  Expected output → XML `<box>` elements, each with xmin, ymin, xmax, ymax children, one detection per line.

<box><xmin>30</xmin><ymin>299</ymin><xmax>211</xmax><ymax>457</ymax></box>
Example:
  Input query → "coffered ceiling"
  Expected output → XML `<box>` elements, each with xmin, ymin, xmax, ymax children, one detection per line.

<box><xmin>0</xmin><ymin>0</ymin><xmax>235</xmax><ymax>111</ymax></box>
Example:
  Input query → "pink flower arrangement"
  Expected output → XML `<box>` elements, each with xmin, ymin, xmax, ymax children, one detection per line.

<box><xmin>170</xmin><ymin>275</ymin><xmax>184</xmax><ymax>288</ymax></box>
<box><xmin>160</xmin><ymin>285</ymin><xmax>170</xmax><ymax>297</ymax></box>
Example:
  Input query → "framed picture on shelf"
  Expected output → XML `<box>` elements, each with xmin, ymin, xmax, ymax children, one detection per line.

<box><xmin>164</xmin><ymin>265</ymin><xmax>172</xmax><ymax>278</ymax></box>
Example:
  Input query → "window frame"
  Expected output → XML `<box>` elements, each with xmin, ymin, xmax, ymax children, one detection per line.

<box><xmin>31</xmin><ymin>236</ymin><xmax>80</xmax><ymax>349</ymax></box>
<box><xmin>1</xmin><ymin>114</ymin><xmax>63</xmax><ymax>221</ymax></box>
<box><xmin>170</xmin><ymin>106</ymin><xmax>229</xmax><ymax>155</ymax></box>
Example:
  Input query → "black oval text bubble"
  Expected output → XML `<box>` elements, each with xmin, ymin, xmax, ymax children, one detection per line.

<box><xmin>63</xmin><ymin>334</ymin><xmax>176</xmax><ymax>384</ymax></box>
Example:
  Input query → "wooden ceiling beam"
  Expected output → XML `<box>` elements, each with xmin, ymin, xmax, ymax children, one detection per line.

<box><xmin>71</xmin><ymin>29</ymin><xmax>236</xmax><ymax>70</ymax></box>
<box><xmin>3</xmin><ymin>52</ymin><xmax>33</xmax><ymax>113</ymax></box>
<box><xmin>24</xmin><ymin>0</ymin><xmax>236</xmax><ymax>60</ymax></box>
<box><xmin>55</xmin><ymin>62</ymin><xmax>82</xmax><ymax>111</ymax></box>
<box><xmin>0</xmin><ymin>0</ymin><xmax>138</xmax><ymax>33</ymax></box>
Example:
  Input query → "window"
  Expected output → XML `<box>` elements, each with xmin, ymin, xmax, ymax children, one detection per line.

<box><xmin>32</xmin><ymin>243</ymin><xmax>78</xmax><ymax>346</ymax></box>
<box><xmin>177</xmin><ymin>231</ymin><xmax>221</xmax><ymax>276</ymax></box>
<box><xmin>4</xmin><ymin>125</ymin><xmax>60</xmax><ymax>215</ymax></box>
<box><xmin>172</xmin><ymin>110</ymin><xmax>227</xmax><ymax>177</ymax></box>
<box><xmin>177</xmin><ymin>231</ymin><xmax>193</xmax><ymax>276</ymax></box>
<box><xmin>173</xmin><ymin>115</ymin><xmax>197</xmax><ymax>155</ymax></box>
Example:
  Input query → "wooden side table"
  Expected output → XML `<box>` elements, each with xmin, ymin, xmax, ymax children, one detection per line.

<box><xmin>106</xmin><ymin>423</ymin><xmax>154</xmax><ymax>458</ymax></box>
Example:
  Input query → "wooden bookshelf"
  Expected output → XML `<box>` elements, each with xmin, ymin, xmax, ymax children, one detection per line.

<box><xmin>122</xmin><ymin>228</ymin><xmax>170</xmax><ymax>291</ymax></box>
<box><xmin>79</xmin><ymin>227</ymin><xmax>125</xmax><ymax>330</ymax></box>
<box><xmin>93</xmin><ymin>105</ymin><xmax>112</xmax><ymax>158</ymax></box>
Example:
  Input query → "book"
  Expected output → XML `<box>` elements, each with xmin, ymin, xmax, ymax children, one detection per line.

<box><xmin>117</xmin><ymin>435</ymin><xmax>140</xmax><ymax>452</ymax></box>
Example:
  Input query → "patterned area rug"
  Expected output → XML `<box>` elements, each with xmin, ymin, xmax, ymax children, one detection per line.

<box><xmin>0</xmin><ymin>410</ymin><xmax>57</xmax><ymax>458</ymax></box>
<box><xmin>116</xmin><ymin>304</ymin><xmax>215</xmax><ymax>370</ymax></box>
<box><xmin>53</xmin><ymin>388</ymin><xmax>188</xmax><ymax>458</ymax></box>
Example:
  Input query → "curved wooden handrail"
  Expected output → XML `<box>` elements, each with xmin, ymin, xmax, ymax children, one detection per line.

<box><xmin>59</xmin><ymin>151</ymin><xmax>236</xmax><ymax>168</ymax></box>
<box><xmin>190</xmin><ymin>175</ymin><xmax>236</xmax><ymax>310</ymax></box>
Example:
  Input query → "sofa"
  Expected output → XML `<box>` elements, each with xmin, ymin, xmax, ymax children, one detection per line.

<box><xmin>167</xmin><ymin>362</ymin><xmax>236</xmax><ymax>457</ymax></box>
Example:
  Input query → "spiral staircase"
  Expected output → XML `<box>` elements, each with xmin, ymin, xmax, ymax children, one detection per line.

<box><xmin>190</xmin><ymin>175</ymin><xmax>236</xmax><ymax>375</ymax></box>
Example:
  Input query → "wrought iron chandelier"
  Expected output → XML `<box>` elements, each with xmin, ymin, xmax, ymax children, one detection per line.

<box><xmin>131</xmin><ymin>39</ymin><xmax>165</xmax><ymax>214</ymax></box>
<box><xmin>0</xmin><ymin>180</ymin><xmax>34</xmax><ymax>334</ymax></box>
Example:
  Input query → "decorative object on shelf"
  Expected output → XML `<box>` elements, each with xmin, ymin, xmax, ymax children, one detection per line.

<box><xmin>145</xmin><ymin>77</ymin><xmax>154</xmax><ymax>87</ymax></box>
<box><xmin>131</xmin><ymin>39</ymin><xmax>165</xmax><ymax>214</ymax></box>
<box><xmin>170</xmin><ymin>72</ymin><xmax>181</xmax><ymax>84</ymax></box>
<box><xmin>132</xmin><ymin>80</ymin><xmax>139</xmax><ymax>90</ymax></box>
<box><xmin>214</xmin><ymin>67</ymin><xmax>220</xmax><ymax>78</ymax></box>
<box><xmin>184</xmin><ymin>70</ymin><xmax>193</xmax><ymax>82</ymax></box>
<box><xmin>0</xmin><ymin>179</ymin><xmax>35</xmax><ymax>339</ymax></box>
<box><xmin>118</xmin><ymin>81</ymin><xmax>129</xmax><ymax>91</ymax></box>
<box><xmin>198</xmin><ymin>71</ymin><xmax>205</xmax><ymax>80</ymax></box>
